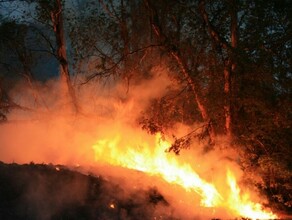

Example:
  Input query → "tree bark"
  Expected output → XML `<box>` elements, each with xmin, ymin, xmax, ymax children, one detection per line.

<box><xmin>223</xmin><ymin>59</ymin><xmax>232</xmax><ymax>137</ymax></box>
<box><xmin>228</xmin><ymin>0</ymin><xmax>238</xmax><ymax>137</ymax></box>
<box><xmin>144</xmin><ymin>0</ymin><xmax>216</xmax><ymax>145</ymax></box>
<box><xmin>51</xmin><ymin>0</ymin><xmax>79</xmax><ymax>112</ymax></box>
<box><xmin>199</xmin><ymin>0</ymin><xmax>238</xmax><ymax>138</ymax></box>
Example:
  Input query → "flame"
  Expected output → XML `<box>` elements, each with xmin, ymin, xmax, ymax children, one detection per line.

<box><xmin>92</xmin><ymin>133</ymin><xmax>278</xmax><ymax>219</ymax></box>
<box><xmin>226</xmin><ymin>169</ymin><xmax>278</xmax><ymax>219</ymax></box>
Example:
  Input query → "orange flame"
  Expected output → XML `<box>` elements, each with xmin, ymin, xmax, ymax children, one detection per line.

<box><xmin>226</xmin><ymin>169</ymin><xmax>278</xmax><ymax>219</ymax></box>
<box><xmin>92</xmin><ymin>133</ymin><xmax>278</xmax><ymax>219</ymax></box>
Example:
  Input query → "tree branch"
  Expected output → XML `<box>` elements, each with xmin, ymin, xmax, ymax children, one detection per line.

<box><xmin>81</xmin><ymin>44</ymin><xmax>162</xmax><ymax>85</ymax></box>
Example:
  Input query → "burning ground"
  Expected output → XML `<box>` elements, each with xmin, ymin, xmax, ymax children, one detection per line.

<box><xmin>0</xmin><ymin>72</ymin><xmax>287</xmax><ymax>219</ymax></box>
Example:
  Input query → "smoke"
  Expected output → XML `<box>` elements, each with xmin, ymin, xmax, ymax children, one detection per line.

<box><xmin>0</xmin><ymin>65</ymin><xmax>268</xmax><ymax>219</ymax></box>
<box><xmin>0</xmin><ymin>65</ymin><xmax>172</xmax><ymax>164</ymax></box>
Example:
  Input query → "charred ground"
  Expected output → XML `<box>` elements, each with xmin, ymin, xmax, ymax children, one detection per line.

<box><xmin>0</xmin><ymin>161</ymin><xmax>173</xmax><ymax>220</ymax></box>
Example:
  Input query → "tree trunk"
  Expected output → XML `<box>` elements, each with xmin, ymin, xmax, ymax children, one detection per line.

<box><xmin>224</xmin><ymin>59</ymin><xmax>232</xmax><ymax>138</ymax></box>
<box><xmin>120</xmin><ymin>0</ymin><xmax>132</xmax><ymax>83</ymax></box>
<box><xmin>170</xmin><ymin>51</ymin><xmax>216</xmax><ymax>144</ymax></box>
<box><xmin>199</xmin><ymin>0</ymin><xmax>238</xmax><ymax>139</ymax></box>
<box><xmin>225</xmin><ymin>0</ymin><xmax>238</xmax><ymax>138</ymax></box>
<box><xmin>51</xmin><ymin>0</ymin><xmax>79</xmax><ymax>112</ymax></box>
<box><xmin>144</xmin><ymin>0</ymin><xmax>216</xmax><ymax>145</ymax></box>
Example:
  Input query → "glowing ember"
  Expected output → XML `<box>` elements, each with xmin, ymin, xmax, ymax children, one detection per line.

<box><xmin>92</xmin><ymin>133</ymin><xmax>278</xmax><ymax>219</ymax></box>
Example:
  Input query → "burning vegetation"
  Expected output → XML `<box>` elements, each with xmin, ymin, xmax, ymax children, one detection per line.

<box><xmin>0</xmin><ymin>0</ymin><xmax>291</xmax><ymax>219</ymax></box>
<box><xmin>0</xmin><ymin>72</ymin><xmax>285</xmax><ymax>219</ymax></box>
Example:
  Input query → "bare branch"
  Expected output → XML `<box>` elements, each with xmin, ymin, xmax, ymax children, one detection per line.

<box><xmin>198</xmin><ymin>0</ymin><xmax>230</xmax><ymax>50</ymax></box>
<box><xmin>81</xmin><ymin>44</ymin><xmax>162</xmax><ymax>85</ymax></box>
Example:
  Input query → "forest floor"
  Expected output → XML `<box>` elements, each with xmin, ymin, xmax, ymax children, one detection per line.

<box><xmin>0</xmin><ymin>161</ymin><xmax>174</xmax><ymax>220</ymax></box>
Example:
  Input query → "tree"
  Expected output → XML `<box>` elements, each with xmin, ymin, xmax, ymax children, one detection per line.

<box><xmin>27</xmin><ymin>0</ymin><xmax>79</xmax><ymax>112</ymax></box>
<box><xmin>0</xmin><ymin>20</ymin><xmax>39</xmax><ymax>116</ymax></box>
<box><xmin>198</xmin><ymin>0</ymin><xmax>292</xmax><ymax>211</ymax></box>
<box><xmin>139</xmin><ymin>0</ymin><xmax>292</xmax><ymax>210</ymax></box>
<box><xmin>141</xmin><ymin>0</ymin><xmax>216</xmax><ymax>145</ymax></box>
<box><xmin>50</xmin><ymin>0</ymin><xmax>79</xmax><ymax>112</ymax></box>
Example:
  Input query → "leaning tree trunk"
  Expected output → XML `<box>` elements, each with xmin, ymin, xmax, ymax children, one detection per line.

<box><xmin>51</xmin><ymin>0</ymin><xmax>79</xmax><ymax>112</ymax></box>
<box><xmin>144</xmin><ymin>0</ymin><xmax>216</xmax><ymax>145</ymax></box>
<box><xmin>199</xmin><ymin>0</ymin><xmax>238</xmax><ymax>139</ymax></box>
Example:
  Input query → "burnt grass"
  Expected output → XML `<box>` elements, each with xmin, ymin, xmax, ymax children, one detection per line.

<box><xmin>0</xmin><ymin>161</ymin><xmax>174</xmax><ymax>220</ymax></box>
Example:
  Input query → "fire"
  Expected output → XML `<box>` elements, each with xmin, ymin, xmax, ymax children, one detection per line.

<box><xmin>92</xmin><ymin>133</ymin><xmax>278</xmax><ymax>219</ymax></box>
<box><xmin>226</xmin><ymin>169</ymin><xmax>278</xmax><ymax>219</ymax></box>
<box><xmin>93</xmin><ymin>133</ymin><xmax>222</xmax><ymax>207</ymax></box>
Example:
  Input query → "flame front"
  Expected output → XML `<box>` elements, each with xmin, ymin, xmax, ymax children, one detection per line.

<box><xmin>226</xmin><ymin>169</ymin><xmax>278</xmax><ymax>219</ymax></box>
<box><xmin>92</xmin><ymin>133</ymin><xmax>278</xmax><ymax>219</ymax></box>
